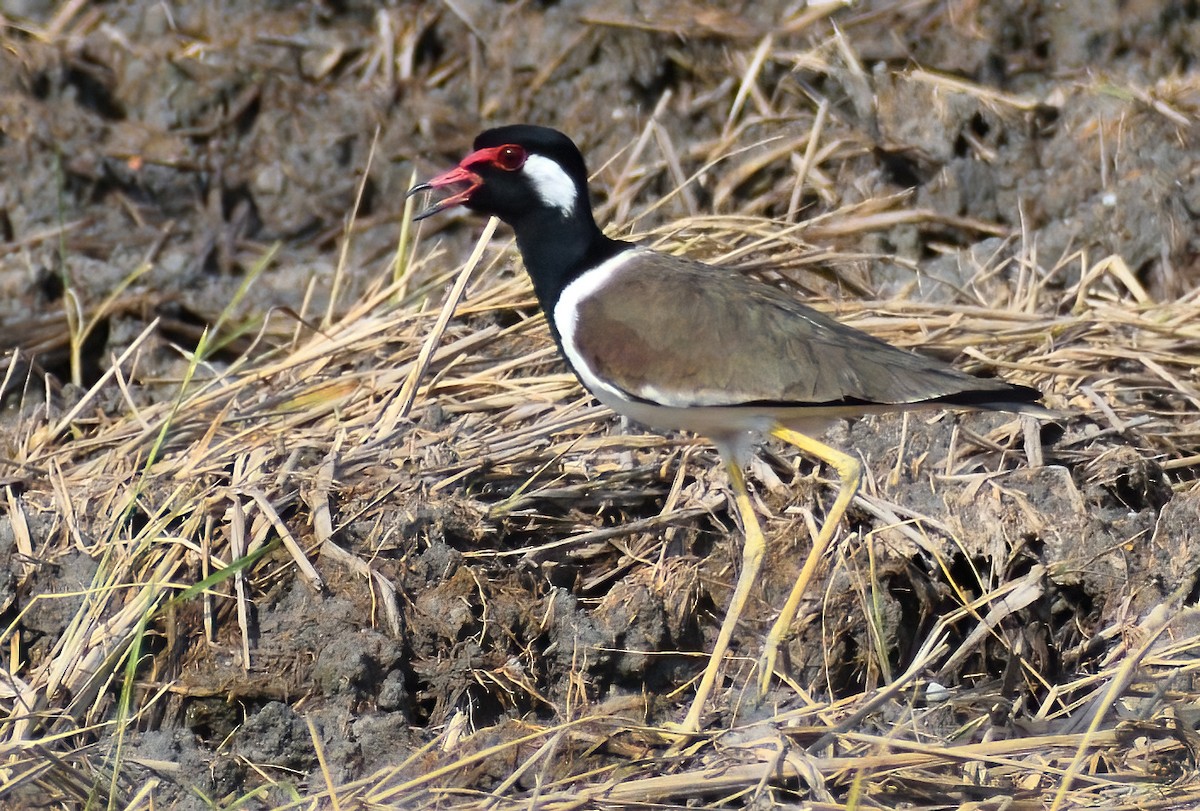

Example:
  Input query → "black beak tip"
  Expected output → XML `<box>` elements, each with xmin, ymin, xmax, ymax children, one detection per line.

<box><xmin>405</xmin><ymin>182</ymin><xmax>432</xmax><ymax>200</ymax></box>
<box><xmin>406</xmin><ymin>182</ymin><xmax>443</xmax><ymax>221</ymax></box>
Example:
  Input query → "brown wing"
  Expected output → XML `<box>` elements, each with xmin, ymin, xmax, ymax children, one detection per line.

<box><xmin>572</xmin><ymin>253</ymin><xmax>1025</xmax><ymax>408</ymax></box>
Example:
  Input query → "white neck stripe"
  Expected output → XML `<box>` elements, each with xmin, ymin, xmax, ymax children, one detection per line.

<box><xmin>553</xmin><ymin>249</ymin><xmax>641</xmax><ymax>404</ymax></box>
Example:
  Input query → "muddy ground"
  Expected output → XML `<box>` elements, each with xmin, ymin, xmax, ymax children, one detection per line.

<box><xmin>1</xmin><ymin>0</ymin><xmax>1199</xmax><ymax>808</ymax></box>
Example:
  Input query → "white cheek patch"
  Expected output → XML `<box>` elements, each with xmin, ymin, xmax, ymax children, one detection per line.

<box><xmin>523</xmin><ymin>154</ymin><xmax>578</xmax><ymax>216</ymax></box>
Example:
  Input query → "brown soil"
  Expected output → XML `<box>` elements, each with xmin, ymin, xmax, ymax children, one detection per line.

<box><xmin>1</xmin><ymin>0</ymin><xmax>1198</xmax><ymax>808</ymax></box>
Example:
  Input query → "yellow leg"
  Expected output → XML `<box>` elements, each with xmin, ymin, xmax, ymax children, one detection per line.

<box><xmin>757</xmin><ymin>426</ymin><xmax>862</xmax><ymax>697</ymax></box>
<box><xmin>677</xmin><ymin>454</ymin><xmax>766</xmax><ymax>734</ymax></box>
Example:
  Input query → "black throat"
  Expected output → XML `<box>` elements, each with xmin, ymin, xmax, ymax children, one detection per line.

<box><xmin>508</xmin><ymin>206</ymin><xmax>631</xmax><ymax>339</ymax></box>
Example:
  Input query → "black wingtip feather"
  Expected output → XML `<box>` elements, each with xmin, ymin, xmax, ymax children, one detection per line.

<box><xmin>929</xmin><ymin>382</ymin><xmax>1054</xmax><ymax>417</ymax></box>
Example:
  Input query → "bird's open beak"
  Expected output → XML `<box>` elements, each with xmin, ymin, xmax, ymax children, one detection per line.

<box><xmin>406</xmin><ymin>163</ymin><xmax>482</xmax><ymax>221</ymax></box>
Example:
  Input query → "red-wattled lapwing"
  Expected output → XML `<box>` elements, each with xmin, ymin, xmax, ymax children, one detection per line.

<box><xmin>408</xmin><ymin>124</ymin><xmax>1043</xmax><ymax>733</ymax></box>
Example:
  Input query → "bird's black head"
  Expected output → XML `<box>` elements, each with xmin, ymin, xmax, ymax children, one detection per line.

<box><xmin>408</xmin><ymin>125</ymin><xmax>593</xmax><ymax>227</ymax></box>
<box><xmin>408</xmin><ymin>125</ymin><xmax>629</xmax><ymax>312</ymax></box>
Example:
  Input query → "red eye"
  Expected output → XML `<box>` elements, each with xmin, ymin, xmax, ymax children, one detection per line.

<box><xmin>495</xmin><ymin>145</ymin><xmax>526</xmax><ymax>171</ymax></box>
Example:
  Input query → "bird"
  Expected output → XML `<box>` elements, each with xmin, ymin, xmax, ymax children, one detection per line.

<box><xmin>408</xmin><ymin>124</ymin><xmax>1043</xmax><ymax>734</ymax></box>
